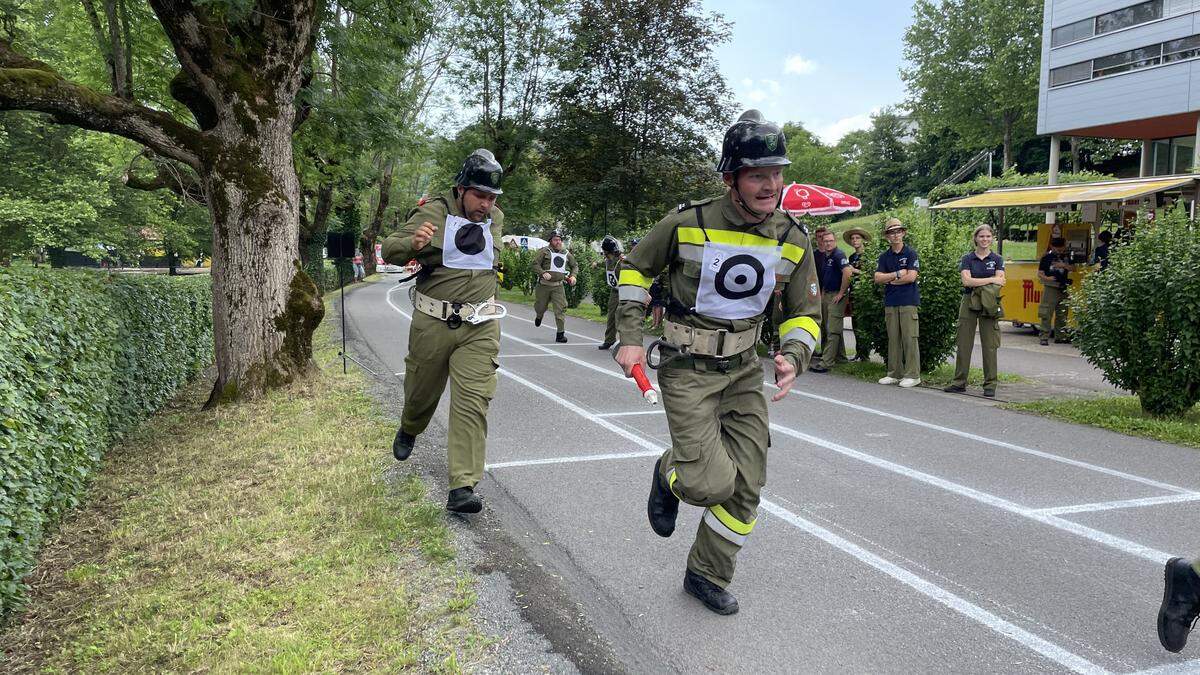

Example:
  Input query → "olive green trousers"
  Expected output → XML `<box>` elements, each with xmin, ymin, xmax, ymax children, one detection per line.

<box><xmin>534</xmin><ymin>284</ymin><xmax>568</xmax><ymax>332</ymax></box>
<box><xmin>1038</xmin><ymin>284</ymin><xmax>1068</xmax><ymax>340</ymax></box>
<box><xmin>657</xmin><ymin>353</ymin><xmax>767</xmax><ymax>589</ymax></box>
<box><xmin>401</xmin><ymin>312</ymin><xmax>500</xmax><ymax>490</ymax></box>
<box><xmin>818</xmin><ymin>292</ymin><xmax>848</xmax><ymax>368</ymax></box>
<box><xmin>951</xmin><ymin>296</ymin><xmax>1001</xmax><ymax>389</ymax></box>
<box><xmin>604</xmin><ymin>287</ymin><xmax>619</xmax><ymax>344</ymax></box>
<box><xmin>884</xmin><ymin>305</ymin><xmax>921</xmax><ymax>380</ymax></box>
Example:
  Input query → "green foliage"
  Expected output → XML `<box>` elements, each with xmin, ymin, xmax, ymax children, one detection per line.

<box><xmin>590</xmin><ymin>255</ymin><xmax>615</xmax><ymax>314</ymax></box>
<box><xmin>928</xmin><ymin>170</ymin><xmax>1113</xmax><ymax>204</ymax></box>
<box><xmin>499</xmin><ymin>246</ymin><xmax>536</xmax><ymax>295</ymax></box>
<box><xmin>857</xmin><ymin>109</ymin><xmax>913</xmax><ymax>213</ymax></box>
<box><xmin>0</xmin><ymin>268</ymin><xmax>212</xmax><ymax>619</ymax></box>
<box><xmin>848</xmin><ymin>206</ymin><xmax>972</xmax><ymax>372</ymax></box>
<box><xmin>781</xmin><ymin>122</ymin><xmax>858</xmax><ymax>193</ymax></box>
<box><xmin>1005</xmin><ymin>397</ymin><xmax>1200</xmax><ymax>448</ymax></box>
<box><xmin>565</xmin><ymin>243</ymin><xmax>597</xmax><ymax>308</ymax></box>
<box><xmin>1071</xmin><ymin>206</ymin><xmax>1200</xmax><ymax>416</ymax></box>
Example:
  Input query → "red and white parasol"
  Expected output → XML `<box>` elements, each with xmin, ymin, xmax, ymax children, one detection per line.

<box><xmin>780</xmin><ymin>183</ymin><xmax>862</xmax><ymax>217</ymax></box>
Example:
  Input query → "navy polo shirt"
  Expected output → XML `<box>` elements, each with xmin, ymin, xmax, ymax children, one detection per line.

<box><xmin>817</xmin><ymin>247</ymin><xmax>849</xmax><ymax>292</ymax></box>
<box><xmin>960</xmin><ymin>251</ymin><xmax>1004</xmax><ymax>295</ymax></box>
<box><xmin>1093</xmin><ymin>244</ymin><xmax>1110</xmax><ymax>270</ymax></box>
<box><xmin>848</xmin><ymin>251</ymin><xmax>863</xmax><ymax>269</ymax></box>
<box><xmin>1039</xmin><ymin>250</ymin><xmax>1069</xmax><ymax>287</ymax></box>
<box><xmin>876</xmin><ymin>245</ymin><xmax>920</xmax><ymax>307</ymax></box>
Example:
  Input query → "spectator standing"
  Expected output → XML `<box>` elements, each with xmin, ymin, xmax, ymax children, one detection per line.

<box><xmin>1092</xmin><ymin>230</ymin><xmax>1112</xmax><ymax>271</ymax></box>
<box><xmin>843</xmin><ymin>227</ymin><xmax>871</xmax><ymax>362</ymax></box>
<box><xmin>873</xmin><ymin>218</ymin><xmax>921</xmax><ymax>388</ymax></box>
<box><xmin>809</xmin><ymin>228</ymin><xmax>851</xmax><ymax>373</ymax></box>
<box><xmin>352</xmin><ymin>250</ymin><xmax>366</xmax><ymax>282</ymax></box>
<box><xmin>944</xmin><ymin>225</ymin><xmax>1005</xmax><ymax>398</ymax></box>
<box><xmin>1037</xmin><ymin>236</ymin><xmax>1074</xmax><ymax>345</ymax></box>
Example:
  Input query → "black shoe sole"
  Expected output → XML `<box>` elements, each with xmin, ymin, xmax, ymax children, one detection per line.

<box><xmin>1160</xmin><ymin>558</ymin><xmax>1188</xmax><ymax>653</ymax></box>
<box><xmin>684</xmin><ymin>577</ymin><xmax>739</xmax><ymax>615</ymax></box>
<box><xmin>647</xmin><ymin>459</ymin><xmax>676</xmax><ymax>538</ymax></box>
<box><xmin>447</xmin><ymin>500</ymin><xmax>483</xmax><ymax>514</ymax></box>
<box><xmin>943</xmin><ymin>386</ymin><xmax>965</xmax><ymax>393</ymax></box>
<box><xmin>393</xmin><ymin>432</ymin><xmax>414</xmax><ymax>461</ymax></box>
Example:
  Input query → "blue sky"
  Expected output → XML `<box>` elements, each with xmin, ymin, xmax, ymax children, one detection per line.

<box><xmin>701</xmin><ymin>0</ymin><xmax>917</xmax><ymax>144</ymax></box>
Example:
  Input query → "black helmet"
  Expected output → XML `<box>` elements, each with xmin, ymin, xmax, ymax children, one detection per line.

<box><xmin>455</xmin><ymin>148</ymin><xmax>503</xmax><ymax>195</ymax></box>
<box><xmin>628</xmin><ymin>237</ymin><xmax>640</xmax><ymax>249</ymax></box>
<box><xmin>601</xmin><ymin>235</ymin><xmax>620</xmax><ymax>254</ymax></box>
<box><xmin>716</xmin><ymin>110</ymin><xmax>790</xmax><ymax>174</ymax></box>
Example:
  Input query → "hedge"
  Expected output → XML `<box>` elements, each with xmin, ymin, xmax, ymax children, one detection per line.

<box><xmin>0</xmin><ymin>268</ymin><xmax>212</xmax><ymax>619</ymax></box>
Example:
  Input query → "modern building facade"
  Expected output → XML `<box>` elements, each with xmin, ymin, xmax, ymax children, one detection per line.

<box><xmin>1038</xmin><ymin>0</ymin><xmax>1200</xmax><ymax>176</ymax></box>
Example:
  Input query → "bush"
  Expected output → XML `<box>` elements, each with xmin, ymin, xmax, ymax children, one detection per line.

<box><xmin>591</xmin><ymin>260</ymin><xmax>612</xmax><ymax>314</ymax></box>
<box><xmin>566</xmin><ymin>243</ymin><xmax>598</xmax><ymax>309</ymax></box>
<box><xmin>848</xmin><ymin>206</ymin><xmax>971</xmax><ymax>372</ymax></box>
<box><xmin>0</xmin><ymin>268</ymin><xmax>212</xmax><ymax>619</ymax></box>
<box><xmin>1071</xmin><ymin>206</ymin><xmax>1200</xmax><ymax>416</ymax></box>
<box><xmin>499</xmin><ymin>247</ymin><xmax>535</xmax><ymax>295</ymax></box>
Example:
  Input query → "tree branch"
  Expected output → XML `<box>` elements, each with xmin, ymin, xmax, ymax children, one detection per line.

<box><xmin>0</xmin><ymin>38</ymin><xmax>204</xmax><ymax>169</ymax></box>
<box><xmin>123</xmin><ymin>151</ymin><xmax>207</xmax><ymax>204</ymax></box>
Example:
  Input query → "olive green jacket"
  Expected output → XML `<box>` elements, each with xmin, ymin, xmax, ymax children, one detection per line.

<box><xmin>532</xmin><ymin>246</ymin><xmax>578</xmax><ymax>286</ymax></box>
<box><xmin>380</xmin><ymin>189</ymin><xmax>504</xmax><ymax>304</ymax></box>
<box><xmin>616</xmin><ymin>192</ymin><xmax>821</xmax><ymax>373</ymax></box>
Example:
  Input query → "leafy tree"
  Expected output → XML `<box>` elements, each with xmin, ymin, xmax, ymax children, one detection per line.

<box><xmin>781</xmin><ymin>122</ymin><xmax>857</xmax><ymax>192</ymax></box>
<box><xmin>542</xmin><ymin>0</ymin><xmax>732</xmax><ymax>240</ymax></box>
<box><xmin>857</xmin><ymin>109</ymin><xmax>913</xmax><ymax>212</ymax></box>
<box><xmin>902</xmin><ymin>0</ymin><xmax>1042</xmax><ymax>170</ymax></box>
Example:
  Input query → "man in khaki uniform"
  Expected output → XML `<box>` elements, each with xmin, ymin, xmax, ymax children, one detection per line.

<box><xmin>615</xmin><ymin>110</ymin><xmax>821</xmax><ymax>615</ymax></box>
<box><xmin>595</xmin><ymin>235</ymin><xmax>623</xmax><ymax>349</ymax></box>
<box><xmin>532</xmin><ymin>230</ymin><xmax>578</xmax><ymax>343</ymax></box>
<box><xmin>381</xmin><ymin>149</ymin><xmax>505</xmax><ymax>514</ymax></box>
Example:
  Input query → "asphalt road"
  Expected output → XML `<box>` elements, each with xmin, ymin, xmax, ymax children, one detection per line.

<box><xmin>341</xmin><ymin>276</ymin><xmax>1200</xmax><ymax>674</ymax></box>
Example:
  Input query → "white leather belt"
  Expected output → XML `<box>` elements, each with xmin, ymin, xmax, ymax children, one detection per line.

<box><xmin>662</xmin><ymin>320</ymin><xmax>760</xmax><ymax>358</ymax></box>
<box><xmin>413</xmin><ymin>290</ymin><xmax>505</xmax><ymax>327</ymax></box>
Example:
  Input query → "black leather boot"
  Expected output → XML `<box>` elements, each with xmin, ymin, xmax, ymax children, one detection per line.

<box><xmin>647</xmin><ymin>458</ymin><xmax>679</xmax><ymax>537</ymax></box>
<box><xmin>447</xmin><ymin>486</ymin><xmax>483</xmax><ymax>514</ymax></box>
<box><xmin>1159</xmin><ymin>557</ymin><xmax>1200</xmax><ymax>653</ymax></box>
<box><xmin>556</xmin><ymin>332</ymin><xmax>568</xmax><ymax>343</ymax></box>
<box><xmin>598</xmin><ymin>342</ymin><xmax>614</xmax><ymax>350</ymax></box>
<box><xmin>392</xmin><ymin>429</ymin><xmax>415</xmax><ymax>461</ymax></box>
<box><xmin>684</xmin><ymin>569</ymin><xmax>738</xmax><ymax>615</ymax></box>
<box><xmin>534</xmin><ymin>315</ymin><xmax>542</xmax><ymax>327</ymax></box>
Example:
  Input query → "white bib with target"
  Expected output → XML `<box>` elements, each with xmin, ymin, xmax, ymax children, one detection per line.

<box><xmin>441</xmin><ymin>214</ymin><xmax>495</xmax><ymax>270</ymax></box>
<box><xmin>548</xmin><ymin>251</ymin><xmax>568</xmax><ymax>274</ymax></box>
<box><xmin>605</xmin><ymin>269</ymin><xmax>618</xmax><ymax>288</ymax></box>
<box><xmin>694</xmin><ymin>242</ymin><xmax>780</xmax><ymax>320</ymax></box>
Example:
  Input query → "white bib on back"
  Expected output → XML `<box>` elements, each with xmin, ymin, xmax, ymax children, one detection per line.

<box><xmin>548</xmin><ymin>251</ymin><xmax>568</xmax><ymax>274</ymax></box>
<box><xmin>441</xmin><ymin>214</ymin><xmax>494</xmax><ymax>270</ymax></box>
<box><xmin>605</xmin><ymin>269</ymin><xmax>618</xmax><ymax>288</ymax></box>
<box><xmin>694</xmin><ymin>241</ymin><xmax>780</xmax><ymax>320</ymax></box>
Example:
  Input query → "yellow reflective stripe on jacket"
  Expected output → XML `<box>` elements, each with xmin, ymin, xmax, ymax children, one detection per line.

<box><xmin>677</xmin><ymin>227</ymin><xmax>781</xmax><ymax>250</ymax></box>
<box><xmin>780</xmin><ymin>315</ymin><xmax>820</xmax><ymax>341</ymax></box>
<box><xmin>781</xmin><ymin>242</ymin><xmax>805</xmax><ymax>264</ymax></box>
<box><xmin>667</xmin><ymin>468</ymin><xmax>683</xmax><ymax>500</ymax></box>
<box><xmin>618</xmin><ymin>268</ymin><xmax>654</xmax><ymax>289</ymax></box>
<box><xmin>703</xmin><ymin>505</ymin><xmax>756</xmax><ymax>546</ymax></box>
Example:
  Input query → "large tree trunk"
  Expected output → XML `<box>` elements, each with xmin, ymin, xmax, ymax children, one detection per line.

<box><xmin>360</xmin><ymin>159</ymin><xmax>394</xmax><ymax>278</ymax></box>
<box><xmin>205</xmin><ymin>112</ymin><xmax>322</xmax><ymax>406</ymax></box>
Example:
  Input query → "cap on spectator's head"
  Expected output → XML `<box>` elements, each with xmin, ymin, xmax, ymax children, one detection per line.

<box><xmin>1098</xmin><ymin>230</ymin><xmax>1113</xmax><ymax>243</ymax></box>
<box><xmin>883</xmin><ymin>217</ymin><xmax>906</xmax><ymax>234</ymax></box>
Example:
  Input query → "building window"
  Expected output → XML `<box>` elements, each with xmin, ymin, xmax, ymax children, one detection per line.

<box><xmin>1150</xmin><ymin>136</ymin><xmax>1195</xmax><ymax>175</ymax></box>
<box><xmin>1050</xmin><ymin>61</ymin><xmax>1092</xmax><ymax>86</ymax></box>
<box><xmin>1163</xmin><ymin>35</ymin><xmax>1200</xmax><ymax>62</ymax></box>
<box><xmin>1051</xmin><ymin>18</ymin><xmax>1094</xmax><ymax>48</ymax></box>
<box><xmin>1096</xmin><ymin>0</ymin><xmax>1163</xmax><ymax>35</ymax></box>
<box><xmin>1092</xmin><ymin>44</ymin><xmax>1163</xmax><ymax>78</ymax></box>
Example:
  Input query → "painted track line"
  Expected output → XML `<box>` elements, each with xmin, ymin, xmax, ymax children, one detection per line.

<box><xmin>1128</xmin><ymin>658</ymin><xmax>1200</xmax><ymax>674</ymax></box>
<box><xmin>1030</xmin><ymin>492</ymin><xmax>1200</xmax><ymax>517</ymax></box>
<box><xmin>380</xmin><ymin>285</ymin><xmax>1113</xmax><ymax>673</ymax></box>
<box><xmin>594</xmin><ymin>410</ymin><xmax>666</xmax><ymax>418</ymax></box>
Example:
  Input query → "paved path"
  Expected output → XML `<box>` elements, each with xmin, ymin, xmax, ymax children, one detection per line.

<box><xmin>342</xmin><ymin>277</ymin><xmax>1200</xmax><ymax>674</ymax></box>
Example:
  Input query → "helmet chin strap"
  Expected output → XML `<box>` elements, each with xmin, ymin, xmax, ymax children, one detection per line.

<box><xmin>731</xmin><ymin>179</ymin><xmax>773</xmax><ymax>225</ymax></box>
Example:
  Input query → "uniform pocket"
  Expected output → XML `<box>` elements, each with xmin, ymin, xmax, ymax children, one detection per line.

<box><xmin>680</xmin><ymin>259</ymin><xmax>702</xmax><ymax>279</ymax></box>
<box><xmin>909</xmin><ymin>310</ymin><xmax>921</xmax><ymax>338</ymax></box>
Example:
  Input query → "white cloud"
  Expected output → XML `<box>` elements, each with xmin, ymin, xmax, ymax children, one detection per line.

<box><xmin>746</xmin><ymin>89</ymin><xmax>768</xmax><ymax>103</ymax></box>
<box><xmin>763</xmin><ymin>79</ymin><xmax>781</xmax><ymax>95</ymax></box>
<box><xmin>740</xmin><ymin>78</ymin><xmax>780</xmax><ymax>105</ymax></box>
<box><xmin>784</xmin><ymin>54</ymin><xmax>818</xmax><ymax>75</ymax></box>
<box><xmin>814</xmin><ymin>110</ymin><xmax>879</xmax><ymax>144</ymax></box>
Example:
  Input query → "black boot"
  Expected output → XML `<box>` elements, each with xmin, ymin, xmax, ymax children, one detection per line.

<box><xmin>647</xmin><ymin>458</ymin><xmax>679</xmax><ymax>537</ymax></box>
<box><xmin>534</xmin><ymin>315</ymin><xmax>542</xmax><ymax>327</ymax></box>
<box><xmin>1159</xmin><ymin>558</ymin><xmax>1200</xmax><ymax>653</ymax></box>
<box><xmin>392</xmin><ymin>429</ymin><xmax>415</xmax><ymax>461</ymax></box>
<box><xmin>447</xmin><ymin>486</ymin><xmax>483</xmax><ymax>514</ymax></box>
<box><xmin>598</xmin><ymin>342</ymin><xmax>614</xmax><ymax>350</ymax></box>
<box><xmin>556</xmin><ymin>332</ymin><xmax>568</xmax><ymax>343</ymax></box>
<box><xmin>684</xmin><ymin>569</ymin><xmax>738</xmax><ymax>615</ymax></box>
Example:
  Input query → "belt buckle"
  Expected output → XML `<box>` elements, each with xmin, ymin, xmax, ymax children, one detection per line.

<box><xmin>714</xmin><ymin>329</ymin><xmax>727</xmax><ymax>357</ymax></box>
<box><xmin>710</xmin><ymin>356</ymin><xmax>735</xmax><ymax>373</ymax></box>
<box><xmin>446</xmin><ymin>302</ymin><xmax>463</xmax><ymax>330</ymax></box>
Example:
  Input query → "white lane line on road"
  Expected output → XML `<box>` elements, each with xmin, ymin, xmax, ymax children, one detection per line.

<box><xmin>768</xmin><ymin>423</ymin><xmax>1171</xmax><ymax>565</ymax></box>
<box><xmin>594</xmin><ymin>410</ymin><xmax>667</xmax><ymax>418</ymax></box>
<box><xmin>1128</xmin><ymin>658</ymin><xmax>1200</xmax><ymax>674</ymax></box>
<box><xmin>487</xmin><ymin>450</ymin><xmax>661</xmax><ymax>470</ymax></box>
<box><xmin>383</xmin><ymin>285</ymin><xmax>1109</xmax><ymax>672</ymax></box>
<box><xmin>759</xmin><ymin>501</ymin><xmax>1108</xmax><ymax>675</ymax></box>
<box><xmin>503</xmin><ymin>311</ymin><xmax>599</xmax><ymax>341</ymax></box>
<box><xmin>781</xmin><ymin>387</ymin><xmax>1194</xmax><ymax>495</ymax></box>
<box><xmin>1030</xmin><ymin>492</ymin><xmax>1200</xmax><ymax>517</ymax></box>
<box><xmin>532</xmin><ymin>341</ymin><xmax>605</xmax><ymax>346</ymax></box>
<box><xmin>498</xmin><ymin>353</ymin><xmax>558</xmax><ymax>359</ymax></box>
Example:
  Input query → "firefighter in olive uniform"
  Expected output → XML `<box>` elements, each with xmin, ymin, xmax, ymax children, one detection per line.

<box><xmin>381</xmin><ymin>149</ymin><xmax>506</xmax><ymax>514</ymax></box>
<box><xmin>596</xmin><ymin>235</ymin><xmax>623</xmax><ymax>349</ymax></box>
<box><xmin>532</xmin><ymin>230</ymin><xmax>578</xmax><ymax>343</ymax></box>
<box><xmin>614</xmin><ymin>110</ymin><xmax>822</xmax><ymax>615</ymax></box>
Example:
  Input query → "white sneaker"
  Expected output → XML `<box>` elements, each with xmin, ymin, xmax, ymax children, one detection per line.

<box><xmin>898</xmin><ymin>378</ymin><xmax>921</xmax><ymax>388</ymax></box>
<box><xmin>878</xmin><ymin>376</ymin><xmax>899</xmax><ymax>385</ymax></box>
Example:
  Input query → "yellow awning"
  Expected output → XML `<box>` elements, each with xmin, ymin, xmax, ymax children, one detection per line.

<box><xmin>931</xmin><ymin>177</ymin><xmax>1196</xmax><ymax>210</ymax></box>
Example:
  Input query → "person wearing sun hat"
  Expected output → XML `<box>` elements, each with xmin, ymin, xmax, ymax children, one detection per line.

<box><xmin>873</xmin><ymin>217</ymin><xmax>921</xmax><ymax>387</ymax></box>
<box><xmin>843</xmin><ymin>226</ymin><xmax>871</xmax><ymax>361</ymax></box>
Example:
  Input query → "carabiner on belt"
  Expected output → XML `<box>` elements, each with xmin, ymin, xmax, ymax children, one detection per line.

<box><xmin>646</xmin><ymin>339</ymin><xmax>686</xmax><ymax>370</ymax></box>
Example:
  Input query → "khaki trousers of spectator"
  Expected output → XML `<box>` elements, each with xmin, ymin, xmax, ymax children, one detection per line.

<box><xmin>1038</xmin><ymin>284</ymin><xmax>1067</xmax><ymax>340</ymax></box>
<box><xmin>535</xmin><ymin>283</ymin><xmax>568</xmax><ymax>332</ymax></box>
<box><xmin>885</xmin><ymin>305</ymin><xmax>920</xmax><ymax>380</ymax></box>
<box><xmin>401</xmin><ymin>312</ymin><xmax>499</xmax><ymax>490</ymax></box>
<box><xmin>657</xmin><ymin>353</ymin><xmax>766</xmax><ymax>589</ymax></box>
<box><xmin>951</xmin><ymin>296</ymin><xmax>1001</xmax><ymax>389</ymax></box>
<box><xmin>818</xmin><ymin>292</ymin><xmax>848</xmax><ymax>368</ymax></box>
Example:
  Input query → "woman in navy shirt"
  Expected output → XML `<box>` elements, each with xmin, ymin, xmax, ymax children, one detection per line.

<box><xmin>944</xmin><ymin>225</ymin><xmax>1006</xmax><ymax>397</ymax></box>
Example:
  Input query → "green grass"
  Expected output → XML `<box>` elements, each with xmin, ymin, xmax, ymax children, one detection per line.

<box><xmin>1000</xmin><ymin>239</ymin><xmax>1037</xmax><ymax>261</ymax></box>
<box><xmin>0</xmin><ymin>308</ymin><xmax>488</xmax><ymax>671</ymax></box>
<box><xmin>498</xmin><ymin>287</ymin><xmax>606</xmax><ymax>323</ymax></box>
<box><xmin>834</xmin><ymin>359</ymin><xmax>1024</xmax><ymax>387</ymax></box>
<box><xmin>1004</xmin><ymin>397</ymin><xmax>1200</xmax><ymax>449</ymax></box>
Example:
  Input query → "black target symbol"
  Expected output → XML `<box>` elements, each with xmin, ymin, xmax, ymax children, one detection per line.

<box><xmin>714</xmin><ymin>254</ymin><xmax>765</xmax><ymax>300</ymax></box>
<box><xmin>455</xmin><ymin>223</ymin><xmax>486</xmax><ymax>255</ymax></box>
<box><xmin>552</xmin><ymin>255</ymin><xmax>565</xmax><ymax>270</ymax></box>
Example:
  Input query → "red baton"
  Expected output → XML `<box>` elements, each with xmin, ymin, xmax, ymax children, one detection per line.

<box><xmin>631</xmin><ymin>363</ymin><xmax>659</xmax><ymax>405</ymax></box>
